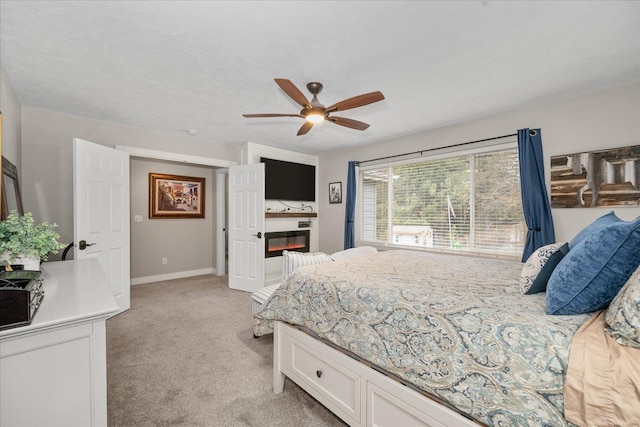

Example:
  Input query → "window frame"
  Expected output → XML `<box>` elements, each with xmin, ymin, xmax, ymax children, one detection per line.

<box><xmin>355</xmin><ymin>140</ymin><xmax>524</xmax><ymax>260</ymax></box>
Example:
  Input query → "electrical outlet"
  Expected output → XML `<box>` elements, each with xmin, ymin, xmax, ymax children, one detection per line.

<box><xmin>162</xmin><ymin>257</ymin><xmax>167</xmax><ymax>265</ymax></box>
<box><xmin>134</xmin><ymin>215</ymin><xmax>143</xmax><ymax>222</ymax></box>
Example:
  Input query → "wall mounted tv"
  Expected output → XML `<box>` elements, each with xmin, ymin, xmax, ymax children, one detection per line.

<box><xmin>261</xmin><ymin>157</ymin><xmax>316</xmax><ymax>202</ymax></box>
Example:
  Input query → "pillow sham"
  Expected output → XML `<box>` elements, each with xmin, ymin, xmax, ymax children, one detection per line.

<box><xmin>569</xmin><ymin>210</ymin><xmax>620</xmax><ymax>249</ymax></box>
<box><xmin>282</xmin><ymin>250</ymin><xmax>333</xmax><ymax>281</ymax></box>
<box><xmin>519</xmin><ymin>242</ymin><xmax>569</xmax><ymax>294</ymax></box>
<box><xmin>546</xmin><ymin>216</ymin><xmax>640</xmax><ymax>315</ymax></box>
<box><xmin>605</xmin><ymin>265</ymin><xmax>640</xmax><ymax>348</ymax></box>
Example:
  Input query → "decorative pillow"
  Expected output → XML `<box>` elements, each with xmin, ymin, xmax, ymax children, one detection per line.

<box><xmin>605</xmin><ymin>265</ymin><xmax>640</xmax><ymax>348</ymax></box>
<box><xmin>282</xmin><ymin>250</ymin><xmax>333</xmax><ymax>281</ymax></box>
<box><xmin>519</xmin><ymin>242</ymin><xmax>569</xmax><ymax>294</ymax></box>
<box><xmin>546</xmin><ymin>216</ymin><xmax>640</xmax><ymax>315</ymax></box>
<box><xmin>569</xmin><ymin>211</ymin><xmax>621</xmax><ymax>249</ymax></box>
<box><xmin>330</xmin><ymin>246</ymin><xmax>378</xmax><ymax>261</ymax></box>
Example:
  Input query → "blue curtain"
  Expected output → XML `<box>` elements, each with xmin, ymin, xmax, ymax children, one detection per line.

<box><xmin>518</xmin><ymin>128</ymin><xmax>555</xmax><ymax>261</ymax></box>
<box><xmin>344</xmin><ymin>161</ymin><xmax>357</xmax><ymax>249</ymax></box>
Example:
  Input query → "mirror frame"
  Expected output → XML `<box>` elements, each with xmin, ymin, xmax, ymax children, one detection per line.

<box><xmin>1</xmin><ymin>156</ymin><xmax>24</xmax><ymax>220</ymax></box>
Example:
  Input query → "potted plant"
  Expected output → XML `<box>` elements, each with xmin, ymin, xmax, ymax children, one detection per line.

<box><xmin>0</xmin><ymin>211</ymin><xmax>66</xmax><ymax>270</ymax></box>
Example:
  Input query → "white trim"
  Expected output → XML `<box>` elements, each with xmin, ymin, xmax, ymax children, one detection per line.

<box><xmin>115</xmin><ymin>145</ymin><xmax>238</xmax><ymax>168</ymax></box>
<box><xmin>215</xmin><ymin>169</ymin><xmax>228</xmax><ymax>276</ymax></box>
<box><xmin>131</xmin><ymin>268</ymin><xmax>215</xmax><ymax>285</ymax></box>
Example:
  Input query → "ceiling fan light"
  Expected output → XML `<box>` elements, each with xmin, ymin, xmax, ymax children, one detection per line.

<box><xmin>306</xmin><ymin>113</ymin><xmax>325</xmax><ymax>124</ymax></box>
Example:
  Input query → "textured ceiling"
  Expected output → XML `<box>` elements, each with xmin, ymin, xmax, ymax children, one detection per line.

<box><xmin>1</xmin><ymin>1</ymin><xmax>639</xmax><ymax>155</ymax></box>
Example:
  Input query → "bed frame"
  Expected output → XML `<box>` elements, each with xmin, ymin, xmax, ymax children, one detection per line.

<box><xmin>273</xmin><ymin>321</ymin><xmax>479</xmax><ymax>427</ymax></box>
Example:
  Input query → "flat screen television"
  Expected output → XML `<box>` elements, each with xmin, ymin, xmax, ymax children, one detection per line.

<box><xmin>261</xmin><ymin>157</ymin><xmax>316</xmax><ymax>201</ymax></box>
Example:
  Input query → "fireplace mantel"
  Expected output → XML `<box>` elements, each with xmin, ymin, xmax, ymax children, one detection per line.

<box><xmin>265</xmin><ymin>212</ymin><xmax>317</xmax><ymax>218</ymax></box>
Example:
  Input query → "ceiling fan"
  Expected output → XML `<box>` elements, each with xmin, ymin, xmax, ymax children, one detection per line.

<box><xmin>243</xmin><ymin>78</ymin><xmax>385</xmax><ymax>136</ymax></box>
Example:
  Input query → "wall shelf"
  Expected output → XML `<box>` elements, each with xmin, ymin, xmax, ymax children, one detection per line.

<box><xmin>265</xmin><ymin>212</ymin><xmax>317</xmax><ymax>218</ymax></box>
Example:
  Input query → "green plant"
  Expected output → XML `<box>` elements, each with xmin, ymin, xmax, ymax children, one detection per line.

<box><xmin>0</xmin><ymin>211</ymin><xmax>65</xmax><ymax>260</ymax></box>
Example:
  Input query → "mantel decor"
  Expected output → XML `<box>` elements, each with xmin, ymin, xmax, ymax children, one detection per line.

<box><xmin>149</xmin><ymin>173</ymin><xmax>205</xmax><ymax>219</ymax></box>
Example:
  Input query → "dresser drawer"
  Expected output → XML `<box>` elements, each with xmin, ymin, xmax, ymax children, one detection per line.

<box><xmin>280</xmin><ymin>326</ymin><xmax>363</xmax><ymax>425</ymax></box>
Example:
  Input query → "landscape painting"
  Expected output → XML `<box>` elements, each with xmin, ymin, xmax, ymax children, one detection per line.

<box><xmin>149</xmin><ymin>173</ymin><xmax>205</xmax><ymax>218</ymax></box>
<box><xmin>550</xmin><ymin>145</ymin><xmax>640</xmax><ymax>208</ymax></box>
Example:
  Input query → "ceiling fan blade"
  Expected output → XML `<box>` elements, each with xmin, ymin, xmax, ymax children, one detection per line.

<box><xmin>327</xmin><ymin>116</ymin><xmax>370</xmax><ymax>131</ymax></box>
<box><xmin>275</xmin><ymin>78</ymin><xmax>310</xmax><ymax>108</ymax></box>
<box><xmin>326</xmin><ymin>91</ymin><xmax>385</xmax><ymax>113</ymax></box>
<box><xmin>297</xmin><ymin>121</ymin><xmax>314</xmax><ymax>136</ymax></box>
<box><xmin>243</xmin><ymin>113</ymin><xmax>302</xmax><ymax>118</ymax></box>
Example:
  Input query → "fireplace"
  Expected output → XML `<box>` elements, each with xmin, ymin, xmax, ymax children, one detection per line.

<box><xmin>264</xmin><ymin>230</ymin><xmax>310</xmax><ymax>258</ymax></box>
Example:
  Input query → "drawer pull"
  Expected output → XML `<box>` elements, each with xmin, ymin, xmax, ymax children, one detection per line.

<box><xmin>316</xmin><ymin>370</ymin><xmax>323</xmax><ymax>378</ymax></box>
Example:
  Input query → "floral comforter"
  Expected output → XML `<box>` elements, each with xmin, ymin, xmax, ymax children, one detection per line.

<box><xmin>254</xmin><ymin>250</ymin><xmax>590</xmax><ymax>426</ymax></box>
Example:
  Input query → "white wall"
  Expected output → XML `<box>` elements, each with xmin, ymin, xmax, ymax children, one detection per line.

<box><xmin>129</xmin><ymin>158</ymin><xmax>215</xmax><ymax>282</ymax></box>
<box><xmin>20</xmin><ymin>107</ymin><xmax>239</xmax><ymax>264</ymax></box>
<box><xmin>318</xmin><ymin>82</ymin><xmax>640</xmax><ymax>255</ymax></box>
<box><xmin>0</xmin><ymin>67</ymin><xmax>22</xmax><ymax>170</ymax></box>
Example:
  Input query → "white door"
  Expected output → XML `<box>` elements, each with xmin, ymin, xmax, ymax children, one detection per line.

<box><xmin>228</xmin><ymin>163</ymin><xmax>264</xmax><ymax>292</ymax></box>
<box><xmin>215</xmin><ymin>169</ymin><xmax>228</xmax><ymax>276</ymax></box>
<box><xmin>73</xmin><ymin>138</ymin><xmax>131</xmax><ymax>312</ymax></box>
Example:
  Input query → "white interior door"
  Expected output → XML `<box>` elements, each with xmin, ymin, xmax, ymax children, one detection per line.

<box><xmin>73</xmin><ymin>138</ymin><xmax>131</xmax><ymax>312</ymax></box>
<box><xmin>228</xmin><ymin>163</ymin><xmax>264</xmax><ymax>292</ymax></box>
<box><xmin>215</xmin><ymin>169</ymin><xmax>228</xmax><ymax>276</ymax></box>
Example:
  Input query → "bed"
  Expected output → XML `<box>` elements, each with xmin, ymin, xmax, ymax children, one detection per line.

<box><xmin>254</xmin><ymin>248</ymin><xmax>639</xmax><ymax>426</ymax></box>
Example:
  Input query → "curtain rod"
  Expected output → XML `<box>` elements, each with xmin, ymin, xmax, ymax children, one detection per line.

<box><xmin>357</xmin><ymin>132</ymin><xmax>519</xmax><ymax>165</ymax></box>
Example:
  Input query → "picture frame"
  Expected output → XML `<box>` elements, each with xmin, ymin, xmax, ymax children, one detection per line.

<box><xmin>550</xmin><ymin>145</ymin><xmax>640</xmax><ymax>208</ymax></box>
<box><xmin>329</xmin><ymin>182</ymin><xmax>342</xmax><ymax>204</ymax></box>
<box><xmin>1</xmin><ymin>156</ymin><xmax>24</xmax><ymax>221</ymax></box>
<box><xmin>149</xmin><ymin>173</ymin><xmax>205</xmax><ymax>218</ymax></box>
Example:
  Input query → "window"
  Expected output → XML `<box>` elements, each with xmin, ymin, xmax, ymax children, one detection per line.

<box><xmin>357</xmin><ymin>145</ymin><xmax>525</xmax><ymax>257</ymax></box>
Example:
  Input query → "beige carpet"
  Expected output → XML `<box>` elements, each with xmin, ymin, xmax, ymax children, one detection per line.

<box><xmin>107</xmin><ymin>274</ymin><xmax>346</xmax><ymax>426</ymax></box>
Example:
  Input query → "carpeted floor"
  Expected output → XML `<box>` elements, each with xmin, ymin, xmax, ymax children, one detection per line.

<box><xmin>106</xmin><ymin>274</ymin><xmax>346</xmax><ymax>426</ymax></box>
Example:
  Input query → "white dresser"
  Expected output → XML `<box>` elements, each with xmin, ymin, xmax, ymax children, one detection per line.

<box><xmin>0</xmin><ymin>259</ymin><xmax>119</xmax><ymax>427</ymax></box>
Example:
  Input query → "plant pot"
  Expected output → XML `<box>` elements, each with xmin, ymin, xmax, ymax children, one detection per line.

<box><xmin>0</xmin><ymin>252</ymin><xmax>41</xmax><ymax>271</ymax></box>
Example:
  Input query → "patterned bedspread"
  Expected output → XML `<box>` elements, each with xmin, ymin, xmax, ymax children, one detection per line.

<box><xmin>254</xmin><ymin>250</ymin><xmax>590</xmax><ymax>426</ymax></box>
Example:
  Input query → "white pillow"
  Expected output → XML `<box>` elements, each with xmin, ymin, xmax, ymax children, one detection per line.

<box><xmin>330</xmin><ymin>246</ymin><xmax>378</xmax><ymax>261</ymax></box>
<box><xmin>282</xmin><ymin>250</ymin><xmax>333</xmax><ymax>281</ymax></box>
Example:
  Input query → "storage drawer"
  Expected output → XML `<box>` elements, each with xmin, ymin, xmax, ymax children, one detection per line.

<box><xmin>281</xmin><ymin>327</ymin><xmax>362</xmax><ymax>425</ymax></box>
<box><xmin>367</xmin><ymin>382</ymin><xmax>445</xmax><ymax>427</ymax></box>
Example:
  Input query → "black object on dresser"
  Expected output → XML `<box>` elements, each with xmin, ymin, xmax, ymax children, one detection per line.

<box><xmin>0</xmin><ymin>269</ymin><xmax>44</xmax><ymax>330</ymax></box>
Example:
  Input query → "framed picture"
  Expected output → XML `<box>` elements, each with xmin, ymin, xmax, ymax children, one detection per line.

<box><xmin>329</xmin><ymin>182</ymin><xmax>342</xmax><ymax>204</ymax></box>
<box><xmin>550</xmin><ymin>145</ymin><xmax>640</xmax><ymax>208</ymax></box>
<box><xmin>1</xmin><ymin>156</ymin><xmax>24</xmax><ymax>221</ymax></box>
<box><xmin>149</xmin><ymin>173</ymin><xmax>205</xmax><ymax>218</ymax></box>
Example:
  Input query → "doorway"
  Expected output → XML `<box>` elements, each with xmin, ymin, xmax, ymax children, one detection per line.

<box><xmin>116</xmin><ymin>145</ymin><xmax>236</xmax><ymax>283</ymax></box>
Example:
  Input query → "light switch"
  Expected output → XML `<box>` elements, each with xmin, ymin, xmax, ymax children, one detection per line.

<box><xmin>134</xmin><ymin>215</ymin><xmax>143</xmax><ymax>222</ymax></box>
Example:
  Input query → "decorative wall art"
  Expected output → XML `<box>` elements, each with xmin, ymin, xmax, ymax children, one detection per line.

<box><xmin>149</xmin><ymin>173</ymin><xmax>205</xmax><ymax>218</ymax></box>
<box><xmin>329</xmin><ymin>182</ymin><xmax>342</xmax><ymax>204</ymax></box>
<box><xmin>1</xmin><ymin>156</ymin><xmax>24</xmax><ymax>221</ymax></box>
<box><xmin>550</xmin><ymin>145</ymin><xmax>640</xmax><ymax>208</ymax></box>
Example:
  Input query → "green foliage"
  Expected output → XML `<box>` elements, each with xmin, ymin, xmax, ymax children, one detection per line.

<box><xmin>0</xmin><ymin>211</ymin><xmax>65</xmax><ymax>260</ymax></box>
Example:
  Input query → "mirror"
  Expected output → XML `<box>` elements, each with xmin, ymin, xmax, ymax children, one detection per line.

<box><xmin>1</xmin><ymin>156</ymin><xmax>24</xmax><ymax>220</ymax></box>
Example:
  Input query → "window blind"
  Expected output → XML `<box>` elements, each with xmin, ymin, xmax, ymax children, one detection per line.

<box><xmin>358</xmin><ymin>148</ymin><xmax>525</xmax><ymax>257</ymax></box>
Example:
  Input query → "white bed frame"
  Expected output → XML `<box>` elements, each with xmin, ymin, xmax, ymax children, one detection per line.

<box><xmin>273</xmin><ymin>321</ymin><xmax>479</xmax><ymax>427</ymax></box>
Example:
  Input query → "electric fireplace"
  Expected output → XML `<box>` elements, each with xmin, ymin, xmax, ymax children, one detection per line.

<box><xmin>264</xmin><ymin>230</ymin><xmax>310</xmax><ymax>258</ymax></box>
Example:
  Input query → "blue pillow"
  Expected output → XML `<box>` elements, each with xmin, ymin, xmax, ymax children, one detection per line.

<box><xmin>569</xmin><ymin>211</ymin><xmax>620</xmax><ymax>249</ymax></box>
<box><xmin>547</xmin><ymin>216</ymin><xmax>640</xmax><ymax>315</ymax></box>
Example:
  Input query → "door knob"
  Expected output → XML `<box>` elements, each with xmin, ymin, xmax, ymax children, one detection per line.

<box><xmin>78</xmin><ymin>240</ymin><xmax>96</xmax><ymax>250</ymax></box>
<box><xmin>252</xmin><ymin>232</ymin><xmax>262</xmax><ymax>239</ymax></box>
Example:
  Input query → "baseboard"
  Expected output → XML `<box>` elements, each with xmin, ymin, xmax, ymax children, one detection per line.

<box><xmin>131</xmin><ymin>268</ymin><xmax>216</xmax><ymax>285</ymax></box>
